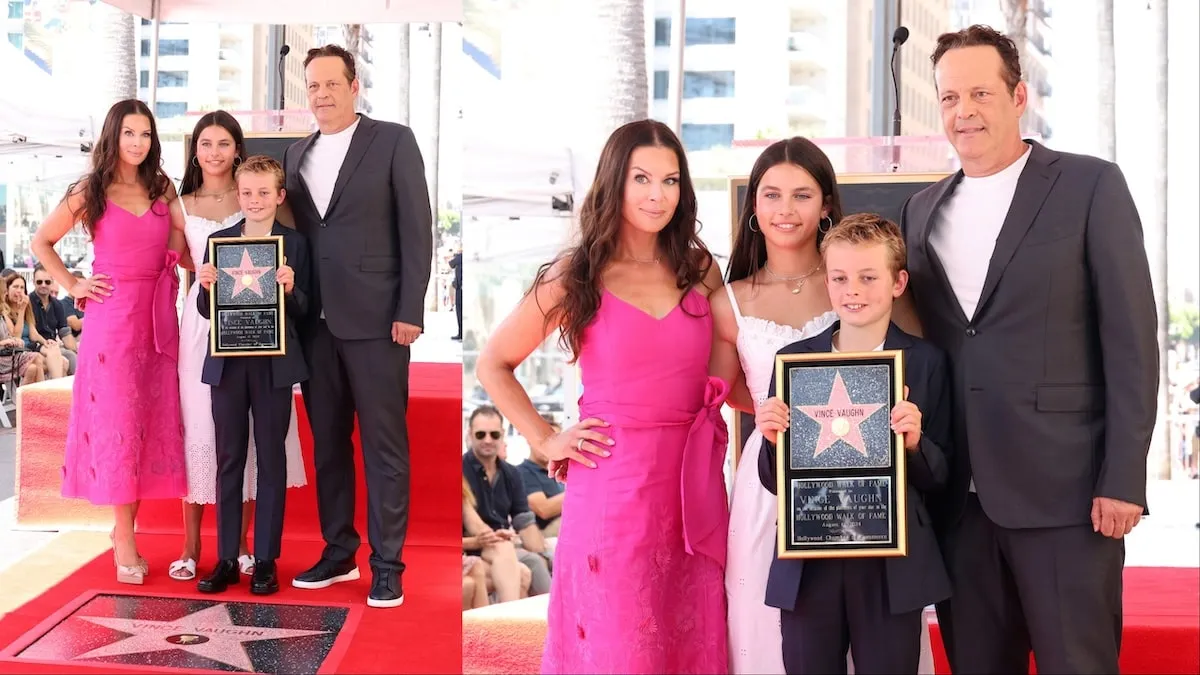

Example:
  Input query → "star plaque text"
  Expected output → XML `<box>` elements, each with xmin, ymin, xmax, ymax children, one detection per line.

<box><xmin>774</xmin><ymin>350</ymin><xmax>908</xmax><ymax>559</ymax></box>
<box><xmin>209</xmin><ymin>236</ymin><xmax>286</xmax><ymax>357</ymax></box>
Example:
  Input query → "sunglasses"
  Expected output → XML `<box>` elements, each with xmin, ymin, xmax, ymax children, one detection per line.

<box><xmin>473</xmin><ymin>430</ymin><xmax>502</xmax><ymax>440</ymax></box>
<box><xmin>35</xmin><ymin>280</ymin><xmax>53</xmax><ymax>286</ymax></box>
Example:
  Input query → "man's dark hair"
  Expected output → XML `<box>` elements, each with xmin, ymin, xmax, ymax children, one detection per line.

<box><xmin>304</xmin><ymin>44</ymin><xmax>357</xmax><ymax>83</ymax></box>
<box><xmin>931</xmin><ymin>24</ymin><xmax>1023</xmax><ymax>95</ymax></box>
<box><xmin>469</xmin><ymin>405</ymin><xmax>503</xmax><ymax>428</ymax></box>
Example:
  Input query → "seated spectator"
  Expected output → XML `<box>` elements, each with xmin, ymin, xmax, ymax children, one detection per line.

<box><xmin>57</xmin><ymin>271</ymin><xmax>85</xmax><ymax>339</ymax></box>
<box><xmin>463</xmin><ymin>405</ymin><xmax>552</xmax><ymax>596</ymax></box>
<box><xmin>1</xmin><ymin>273</ymin><xmax>65</xmax><ymax>380</ymax></box>
<box><xmin>463</xmin><ymin>476</ymin><xmax>530</xmax><ymax>604</ymax></box>
<box><xmin>29</xmin><ymin>264</ymin><xmax>77</xmax><ymax>374</ymax></box>
<box><xmin>0</xmin><ymin>278</ymin><xmax>47</xmax><ymax>387</ymax></box>
<box><xmin>517</xmin><ymin>415</ymin><xmax>565</xmax><ymax>540</ymax></box>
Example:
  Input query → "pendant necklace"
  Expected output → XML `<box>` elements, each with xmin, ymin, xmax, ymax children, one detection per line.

<box><xmin>198</xmin><ymin>186</ymin><xmax>235</xmax><ymax>203</ymax></box>
<box><xmin>763</xmin><ymin>262</ymin><xmax>822</xmax><ymax>294</ymax></box>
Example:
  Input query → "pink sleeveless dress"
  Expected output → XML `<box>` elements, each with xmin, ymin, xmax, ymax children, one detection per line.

<box><xmin>541</xmin><ymin>288</ymin><xmax>730</xmax><ymax>674</ymax></box>
<box><xmin>60</xmin><ymin>199</ymin><xmax>186</xmax><ymax>505</ymax></box>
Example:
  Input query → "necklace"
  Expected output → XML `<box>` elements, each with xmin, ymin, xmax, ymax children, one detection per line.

<box><xmin>197</xmin><ymin>186</ymin><xmax>235</xmax><ymax>203</ymax></box>
<box><xmin>763</xmin><ymin>262</ymin><xmax>823</xmax><ymax>294</ymax></box>
<box><xmin>622</xmin><ymin>253</ymin><xmax>661</xmax><ymax>264</ymax></box>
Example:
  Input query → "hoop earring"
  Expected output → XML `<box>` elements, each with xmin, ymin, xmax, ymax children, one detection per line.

<box><xmin>191</xmin><ymin>156</ymin><xmax>199</xmax><ymax>167</ymax></box>
<box><xmin>233</xmin><ymin>155</ymin><xmax>242</xmax><ymax>167</ymax></box>
<box><xmin>819</xmin><ymin>215</ymin><xmax>833</xmax><ymax>233</ymax></box>
<box><xmin>748</xmin><ymin>214</ymin><xmax>761</xmax><ymax>233</ymax></box>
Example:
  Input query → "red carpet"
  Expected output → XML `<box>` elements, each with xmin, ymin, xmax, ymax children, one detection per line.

<box><xmin>462</xmin><ymin>567</ymin><xmax>1198</xmax><ymax>674</ymax></box>
<box><xmin>0</xmin><ymin>535</ymin><xmax>459</xmax><ymax>673</ymax></box>
<box><xmin>3</xmin><ymin>361</ymin><xmax>463</xmax><ymax>673</ymax></box>
<box><xmin>16</xmin><ymin>362</ymin><xmax>461</xmax><ymax>544</ymax></box>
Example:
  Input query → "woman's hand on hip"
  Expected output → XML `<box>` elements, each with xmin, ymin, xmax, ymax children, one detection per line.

<box><xmin>70</xmin><ymin>274</ymin><xmax>112</xmax><ymax>306</ymax></box>
<box><xmin>539</xmin><ymin>417</ymin><xmax>613</xmax><ymax>469</ymax></box>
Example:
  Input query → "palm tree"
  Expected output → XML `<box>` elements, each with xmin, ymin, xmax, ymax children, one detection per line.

<box><xmin>575</xmin><ymin>0</ymin><xmax>648</xmax><ymax>146</ymax></box>
<box><xmin>1000</xmin><ymin>0</ymin><xmax>1028</xmax><ymax>65</ymax></box>
<box><xmin>92</xmin><ymin>3</ymin><xmax>136</xmax><ymax>119</ymax></box>
<box><xmin>1096</xmin><ymin>0</ymin><xmax>1116</xmax><ymax>162</ymax></box>
<box><xmin>398</xmin><ymin>24</ymin><xmax>411</xmax><ymax>125</ymax></box>
<box><xmin>1151</xmin><ymin>0</ymin><xmax>1170</xmax><ymax>478</ymax></box>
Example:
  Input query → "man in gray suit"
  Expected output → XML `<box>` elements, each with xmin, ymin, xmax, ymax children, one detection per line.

<box><xmin>283</xmin><ymin>44</ymin><xmax>433</xmax><ymax>608</ymax></box>
<box><xmin>898</xmin><ymin>25</ymin><xmax>1158</xmax><ymax>673</ymax></box>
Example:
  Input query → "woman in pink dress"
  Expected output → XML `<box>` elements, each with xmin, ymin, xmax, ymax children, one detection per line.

<box><xmin>32</xmin><ymin>99</ymin><xmax>190</xmax><ymax>585</ymax></box>
<box><xmin>476</xmin><ymin>119</ymin><xmax>729</xmax><ymax>673</ymax></box>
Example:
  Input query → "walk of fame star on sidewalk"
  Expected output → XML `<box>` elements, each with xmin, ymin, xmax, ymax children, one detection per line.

<box><xmin>795</xmin><ymin>371</ymin><xmax>885</xmax><ymax>458</ymax></box>
<box><xmin>6</xmin><ymin>591</ymin><xmax>356</xmax><ymax>674</ymax></box>
<box><xmin>73</xmin><ymin>603</ymin><xmax>330</xmax><ymax>671</ymax></box>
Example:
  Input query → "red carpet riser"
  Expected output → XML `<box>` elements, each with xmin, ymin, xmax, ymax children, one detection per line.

<box><xmin>1</xmin><ymin>362</ymin><xmax>463</xmax><ymax>674</ymax></box>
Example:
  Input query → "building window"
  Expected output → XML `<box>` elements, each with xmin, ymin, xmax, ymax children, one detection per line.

<box><xmin>654</xmin><ymin>17</ymin><xmax>736</xmax><ymax>47</ymax></box>
<box><xmin>141</xmin><ymin>39</ymin><xmax>189</xmax><ymax>57</ymax></box>
<box><xmin>653</xmin><ymin>71</ymin><xmax>669</xmax><ymax>100</ymax></box>
<box><xmin>155</xmin><ymin>102</ymin><xmax>188</xmax><ymax>118</ymax></box>
<box><xmin>139</xmin><ymin>70</ymin><xmax>149</xmax><ymax>88</ymax></box>
<box><xmin>158</xmin><ymin>71</ymin><xmax>188</xmax><ymax>87</ymax></box>
<box><xmin>683</xmin><ymin>71</ymin><xmax>735</xmax><ymax>98</ymax></box>
<box><xmin>681</xmin><ymin>123</ymin><xmax>734</xmax><ymax>151</ymax></box>
<box><xmin>6</xmin><ymin>32</ymin><xmax>21</xmax><ymax>50</ymax></box>
<box><xmin>7</xmin><ymin>1</ymin><xmax>22</xmax><ymax>19</ymax></box>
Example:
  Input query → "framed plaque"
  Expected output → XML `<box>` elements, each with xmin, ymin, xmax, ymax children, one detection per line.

<box><xmin>208</xmin><ymin>236</ymin><xmax>286</xmax><ymax>357</ymax></box>
<box><xmin>775</xmin><ymin>350</ymin><xmax>907</xmax><ymax>559</ymax></box>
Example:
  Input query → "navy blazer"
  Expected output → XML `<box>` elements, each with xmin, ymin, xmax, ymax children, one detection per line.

<box><xmin>758</xmin><ymin>321</ymin><xmax>953</xmax><ymax>615</ymax></box>
<box><xmin>197</xmin><ymin>221</ymin><xmax>311</xmax><ymax>389</ymax></box>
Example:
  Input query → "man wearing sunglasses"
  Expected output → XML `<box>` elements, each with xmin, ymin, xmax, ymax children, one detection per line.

<box><xmin>462</xmin><ymin>406</ymin><xmax>551</xmax><ymax>596</ymax></box>
<box><xmin>30</xmin><ymin>265</ymin><xmax>77</xmax><ymax>375</ymax></box>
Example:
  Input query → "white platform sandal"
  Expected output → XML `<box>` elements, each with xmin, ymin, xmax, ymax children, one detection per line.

<box><xmin>168</xmin><ymin>558</ymin><xmax>197</xmax><ymax>581</ymax></box>
<box><xmin>238</xmin><ymin>554</ymin><xmax>255</xmax><ymax>576</ymax></box>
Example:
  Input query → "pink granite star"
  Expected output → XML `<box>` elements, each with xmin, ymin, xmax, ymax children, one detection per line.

<box><xmin>795</xmin><ymin>371</ymin><xmax>885</xmax><ymax>458</ymax></box>
<box><xmin>221</xmin><ymin>249</ymin><xmax>272</xmax><ymax>299</ymax></box>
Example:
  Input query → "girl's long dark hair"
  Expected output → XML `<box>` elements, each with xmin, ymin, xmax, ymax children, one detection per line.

<box><xmin>726</xmin><ymin>137</ymin><xmax>844</xmax><ymax>284</ymax></box>
<box><xmin>67</xmin><ymin>99</ymin><xmax>169</xmax><ymax>239</ymax></box>
<box><xmin>179</xmin><ymin>110</ymin><xmax>246</xmax><ymax>197</ymax></box>
<box><xmin>531</xmin><ymin>119</ymin><xmax>713</xmax><ymax>359</ymax></box>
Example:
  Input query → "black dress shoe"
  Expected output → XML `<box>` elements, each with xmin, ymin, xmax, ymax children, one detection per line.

<box><xmin>250</xmin><ymin>559</ymin><xmax>279</xmax><ymax>595</ymax></box>
<box><xmin>367</xmin><ymin>567</ymin><xmax>404</xmax><ymax>608</ymax></box>
<box><xmin>197</xmin><ymin>559</ymin><xmax>240</xmax><ymax>593</ymax></box>
<box><xmin>291</xmin><ymin>558</ymin><xmax>360</xmax><ymax>590</ymax></box>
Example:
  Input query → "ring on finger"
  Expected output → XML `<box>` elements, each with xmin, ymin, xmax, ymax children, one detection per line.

<box><xmin>576</xmin><ymin>438</ymin><xmax>584</xmax><ymax>451</ymax></box>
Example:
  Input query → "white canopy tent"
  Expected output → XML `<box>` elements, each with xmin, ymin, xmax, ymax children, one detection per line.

<box><xmin>99</xmin><ymin>0</ymin><xmax>463</xmax><ymax>24</ymax></box>
<box><xmin>463</xmin><ymin>133</ymin><xmax>582</xmax><ymax>218</ymax></box>
<box><xmin>0</xmin><ymin>45</ymin><xmax>95</xmax><ymax>160</ymax></box>
<box><xmin>105</xmin><ymin>0</ymin><xmax>464</xmax><ymax>107</ymax></box>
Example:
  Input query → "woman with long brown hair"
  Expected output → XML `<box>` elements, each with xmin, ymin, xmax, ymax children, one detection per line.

<box><xmin>1</xmin><ymin>272</ymin><xmax>67</xmax><ymax>379</ymax></box>
<box><xmin>476</xmin><ymin>119</ymin><xmax>729</xmax><ymax>673</ymax></box>
<box><xmin>0</xmin><ymin>275</ymin><xmax>48</xmax><ymax>386</ymax></box>
<box><xmin>31</xmin><ymin>98</ymin><xmax>190</xmax><ymax>585</ymax></box>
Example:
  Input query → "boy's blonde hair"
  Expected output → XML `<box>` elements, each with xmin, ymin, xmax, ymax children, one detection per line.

<box><xmin>819</xmin><ymin>212</ymin><xmax>907</xmax><ymax>278</ymax></box>
<box><xmin>234</xmin><ymin>155</ymin><xmax>285</xmax><ymax>191</ymax></box>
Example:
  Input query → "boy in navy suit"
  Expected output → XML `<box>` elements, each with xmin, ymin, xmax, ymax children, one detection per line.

<box><xmin>195</xmin><ymin>155</ymin><xmax>312</xmax><ymax>596</ymax></box>
<box><xmin>757</xmin><ymin>214</ymin><xmax>953</xmax><ymax>673</ymax></box>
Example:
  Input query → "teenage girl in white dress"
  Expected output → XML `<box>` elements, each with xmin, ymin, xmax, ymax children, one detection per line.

<box><xmin>711</xmin><ymin>137</ymin><xmax>935</xmax><ymax>674</ymax></box>
<box><xmin>168</xmin><ymin>111</ymin><xmax>306</xmax><ymax>581</ymax></box>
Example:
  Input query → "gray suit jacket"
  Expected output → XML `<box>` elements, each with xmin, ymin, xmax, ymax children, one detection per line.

<box><xmin>283</xmin><ymin>114</ymin><xmax>433</xmax><ymax>341</ymax></box>
<box><xmin>901</xmin><ymin>140</ymin><xmax>1158</xmax><ymax>531</ymax></box>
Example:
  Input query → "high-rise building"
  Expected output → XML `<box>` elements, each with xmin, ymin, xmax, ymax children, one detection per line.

<box><xmin>134</xmin><ymin>21</ymin><xmax>313</xmax><ymax>129</ymax></box>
